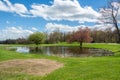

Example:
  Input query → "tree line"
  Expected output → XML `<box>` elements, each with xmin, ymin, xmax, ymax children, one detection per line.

<box><xmin>0</xmin><ymin>27</ymin><xmax>119</xmax><ymax>44</ymax></box>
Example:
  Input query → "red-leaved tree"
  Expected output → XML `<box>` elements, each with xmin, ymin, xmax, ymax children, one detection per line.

<box><xmin>67</xmin><ymin>27</ymin><xmax>92</xmax><ymax>48</ymax></box>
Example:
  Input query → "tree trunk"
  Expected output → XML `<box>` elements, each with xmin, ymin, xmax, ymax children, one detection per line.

<box><xmin>80</xmin><ymin>41</ymin><xmax>83</xmax><ymax>48</ymax></box>
<box><xmin>35</xmin><ymin>46</ymin><xmax>38</xmax><ymax>52</ymax></box>
<box><xmin>117</xmin><ymin>32</ymin><xmax>120</xmax><ymax>43</ymax></box>
<box><xmin>35</xmin><ymin>44</ymin><xmax>39</xmax><ymax>51</ymax></box>
<box><xmin>114</xmin><ymin>22</ymin><xmax>120</xmax><ymax>43</ymax></box>
<box><xmin>112</xmin><ymin>14</ymin><xmax>120</xmax><ymax>43</ymax></box>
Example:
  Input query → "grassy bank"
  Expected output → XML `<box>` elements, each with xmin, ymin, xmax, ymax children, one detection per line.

<box><xmin>0</xmin><ymin>43</ymin><xmax>120</xmax><ymax>80</ymax></box>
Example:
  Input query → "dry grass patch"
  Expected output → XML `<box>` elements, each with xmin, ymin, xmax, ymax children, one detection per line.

<box><xmin>0</xmin><ymin>59</ymin><xmax>63</xmax><ymax>76</ymax></box>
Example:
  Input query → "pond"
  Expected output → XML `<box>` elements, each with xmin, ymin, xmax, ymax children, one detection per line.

<box><xmin>8</xmin><ymin>46</ymin><xmax>114</xmax><ymax>57</ymax></box>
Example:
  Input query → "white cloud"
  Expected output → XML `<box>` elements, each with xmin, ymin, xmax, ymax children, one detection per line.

<box><xmin>111</xmin><ymin>2</ymin><xmax>120</xmax><ymax>8</ymax></box>
<box><xmin>90</xmin><ymin>24</ymin><xmax>115</xmax><ymax>31</ymax></box>
<box><xmin>45</xmin><ymin>23</ymin><xmax>86</xmax><ymax>32</ymax></box>
<box><xmin>0</xmin><ymin>0</ymin><xmax>101</xmax><ymax>23</ymax></box>
<box><xmin>0</xmin><ymin>0</ymin><xmax>119</xmax><ymax>24</ymax></box>
<box><xmin>30</xmin><ymin>0</ymin><xmax>100</xmax><ymax>23</ymax></box>
<box><xmin>0</xmin><ymin>27</ymin><xmax>34</xmax><ymax>40</ymax></box>
<box><xmin>45</xmin><ymin>23</ymin><xmax>115</xmax><ymax>32</ymax></box>
<box><xmin>0</xmin><ymin>0</ymin><xmax>9</xmax><ymax>11</ymax></box>
<box><xmin>0</xmin><ymin>0</ymin><xmax>29</xmax><ymax>16</ymax></box>
<box><xmin>32</xmin><ymin>27</ymin><xmax>38</xmax><ymax>31</ymax></box>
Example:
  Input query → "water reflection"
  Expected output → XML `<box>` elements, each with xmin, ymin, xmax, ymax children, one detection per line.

<box><xmin>29</xmin><ymin>47</ymin><xmax>45</xmax><ymax>53</ymax></box>
<box><xmin>16</xmin><ymin>47</ymin><xmax>29</xmax><ymax>53</ymax></box>
<box><xmin>12</xmin><ymin>46</ymin><xmax>114</xmax><ymax>57</ymax></box>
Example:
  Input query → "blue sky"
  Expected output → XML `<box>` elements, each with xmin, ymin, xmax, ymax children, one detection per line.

<box><xmin>0</xmin><ymin>0</ymin><xmax>119</xmax><ymax>40</ymax></box>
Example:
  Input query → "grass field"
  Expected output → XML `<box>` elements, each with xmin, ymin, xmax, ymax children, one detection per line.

<box><xmin>0</xmin><ymin>43</ymin><xmax>120</xmax><ymax>80</ymax></box>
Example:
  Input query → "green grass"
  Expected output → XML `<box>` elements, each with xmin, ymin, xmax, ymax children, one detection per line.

<box><xmin>0</xmin><ymin>43</ymin><xmax>120</xmax><ymax>80</ymax></box>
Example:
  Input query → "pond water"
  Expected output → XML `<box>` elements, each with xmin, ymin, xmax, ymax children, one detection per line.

<box><xmin>8</xmin><ymin>46</ymin><xmax>114</xmax><ymax>57</ymax></box>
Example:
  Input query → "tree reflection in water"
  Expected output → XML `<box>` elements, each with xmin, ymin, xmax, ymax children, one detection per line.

<box><xmin>14</xmin><ymin>46</ymin><xmax>114</xmax><ymax>57</ymax></box>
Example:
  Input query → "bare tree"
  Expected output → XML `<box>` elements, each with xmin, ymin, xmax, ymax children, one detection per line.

<box><xmin>99</xmin><ymin>0</ymin><xmax>120</xmax><ymax>43</ymax></box>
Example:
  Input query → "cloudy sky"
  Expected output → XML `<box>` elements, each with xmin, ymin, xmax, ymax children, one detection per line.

<box><xmin>0</xmin><ymin>0</ymin><xmax>119</xmax><ymax>40</ymax></box>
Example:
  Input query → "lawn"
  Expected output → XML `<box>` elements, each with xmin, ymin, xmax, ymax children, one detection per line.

<box><xmin>0</xmin><ymin>43</ymin><xmax>120</xmax><ymax>80</ymax></box>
